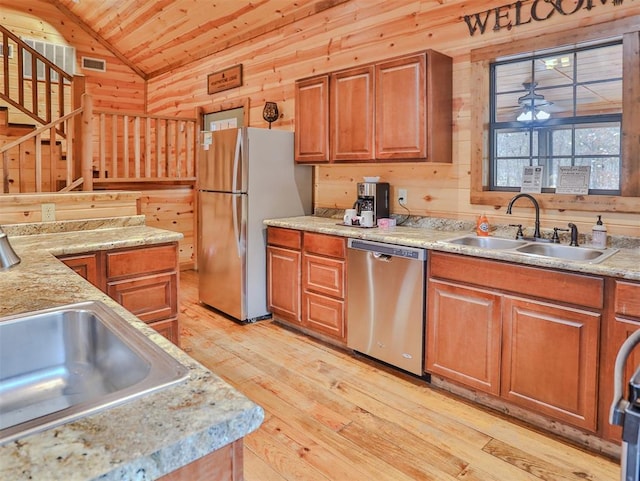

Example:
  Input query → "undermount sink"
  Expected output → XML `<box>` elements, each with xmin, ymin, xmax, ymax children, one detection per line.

<box><xmin>514</xmin><ymin>242</ymin><xmax>619</xmax><ymax>263</ymax></box>
<box><xmin>441</xmin><ymin>234</ymin><xmax>618</xmax><ymax>264</ymax></box>
<box><xmin>0</xmin><ymin>301</ymin><xmax>189</xmax><ymax>445</ymax></box>
<box><xmin>442</xmin><ymin>235</ymin><xmax>527</xmax><ymax>250</ymax></box>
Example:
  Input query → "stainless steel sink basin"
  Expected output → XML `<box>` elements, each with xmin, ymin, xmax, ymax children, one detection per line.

<box><xmin>441</xmin><ymin>234</ymin><xmax>618</xmax><ymax>264</ymax></box>
<box><xmin>0</xmin><ymin>301</ymin><xmax>189</xmax><ymax>444</ymax></box>
<box><xmin>514</xmin><ymin>243</ymin><xmax>619</xmax><ymax>263</ymax></box>
<box><xmin>442</xmin><ymin>235</ymin><xmax>528</xmax><ymax>250</ymax></box>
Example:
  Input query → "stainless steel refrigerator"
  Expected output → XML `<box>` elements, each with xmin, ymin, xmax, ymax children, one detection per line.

<box><xmin>197</xmin><ymin>127</ymin><xmax>312</xmax><ymax>322</ymax></box>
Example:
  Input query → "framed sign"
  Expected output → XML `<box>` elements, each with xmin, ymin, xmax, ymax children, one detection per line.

<box><xmin>208</xmin><ymin>64</ymin><xmax>243</xmax><ymax>95</ymax></box>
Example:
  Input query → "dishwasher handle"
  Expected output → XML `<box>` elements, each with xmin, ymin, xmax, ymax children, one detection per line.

<box><xmin>372</xmin><ymin>252</ymin><xmax>392</xmax><ymax>262</ymax></box>
<box><xmin>347</xmin><ymin>238</ymin><xmax>426</xmax><ymax>261</ymax></box>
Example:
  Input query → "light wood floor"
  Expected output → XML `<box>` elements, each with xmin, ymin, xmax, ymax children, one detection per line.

<box><xmin>178</xmin><ymin>270</ymin><xmax>620</xmax><ymax>481</ymax></box>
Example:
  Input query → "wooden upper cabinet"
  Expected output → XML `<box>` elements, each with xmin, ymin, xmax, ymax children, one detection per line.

<box><xmin>294</xmin><ymin>49</ymin><xmax>452</xmax><ymax>164</ymax></box>
<box><xmin>375</xmin><ymin>54</ymin><xmax>426</xmax><ymax>160</ymax></box>
<box><xmin>295</xmin><ymin>75</ymin><xmax>329</xmax><ymax>163</ymax></box>
<box><xmin>330</xmin><ymin>66</ymin><xmax>375</xmax><ymax>161</ymax></box>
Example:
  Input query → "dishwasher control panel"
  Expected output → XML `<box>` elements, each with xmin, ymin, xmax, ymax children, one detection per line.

<box><xmin>347</xmin><ymin>239</ymin><xmax>426</xmax><ymax>261</ymax></box>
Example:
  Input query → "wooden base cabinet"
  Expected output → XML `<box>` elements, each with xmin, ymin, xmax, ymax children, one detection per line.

<box><xmin>501</xmin><ymin>296</ymin><xmax>600</xmax><ymax>431</ymax></box>
<box><xmin>427</xmin><ymin>280</ymin><xmax>501</xmax><ymax>396</ymax></box>
<box><xmin>267</xmin><ymin>227</ymin><xmax>303</xmax><ymax>324</ymax></box>
<box><xmin>601</xmin><ymin>279</ymin><xmax>640</xmax><ymax>441</ymax></box>
<box><xmin>302</xmin><ymin>232</ymin><xmax>346</xmax><ymax>343</ymax></box>
<box><xmin>426</xmin><ymin>252</ymin><xmax>603</xmax><ymax>432</ymax></box>
<box><xmin>58</xmin><ymin>242</ymin><xmax>180</xmax><ymax>345</ymax></box>
<box><xmin>267</xmin><ymin>227</ymin><xmax>347</xmax><ymax>345</ymax></box>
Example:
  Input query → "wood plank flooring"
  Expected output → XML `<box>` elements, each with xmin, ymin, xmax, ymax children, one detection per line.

<box><xmin>178</xmin><ymin>270</ymin><xmax>620</xmax><ymax>481</ymax></box>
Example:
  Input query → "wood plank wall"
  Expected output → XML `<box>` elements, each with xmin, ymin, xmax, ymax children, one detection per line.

<box><xmin>1</xmin><ymin>2</ymin><xmax>194</xmax><ymax>267</ymax></box>
<box><xmin>146</xmin><ymin>0</ymin><xmax>640</xmax><ymax>237</ymax></box>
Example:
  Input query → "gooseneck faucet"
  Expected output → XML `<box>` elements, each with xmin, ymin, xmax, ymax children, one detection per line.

<box><xmin>506</xmin><ymin>193</ymin><xmax>541</xmax><ymax>239</ymax></box>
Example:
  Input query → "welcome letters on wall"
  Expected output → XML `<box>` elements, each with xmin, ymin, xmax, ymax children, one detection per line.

<box><xmin>464</xmin><ymin>0</ymin><xmax>630</xmax><ymax>36</ymax></box>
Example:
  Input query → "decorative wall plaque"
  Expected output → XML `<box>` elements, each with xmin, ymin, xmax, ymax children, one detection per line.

<box><xmin>208</xmin><ymin>65</ymin><xmax>243</xmax><ymax>94</ymax></box>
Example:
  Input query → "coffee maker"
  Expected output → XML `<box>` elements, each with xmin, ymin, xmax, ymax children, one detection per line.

<box><xmin>354</xmin><ymin>182</ymin><xmax>389</xmax><ymax>223</ymax></box>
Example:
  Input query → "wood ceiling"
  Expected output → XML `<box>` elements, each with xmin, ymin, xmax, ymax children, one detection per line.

<box><xmin>50</xmin><ymin>0</ymin><xmax>350</xmax><ymax>80</ymax></box>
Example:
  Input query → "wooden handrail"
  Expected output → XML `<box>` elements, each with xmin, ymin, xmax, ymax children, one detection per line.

<box><xmin>0</xmin><ymin>108</ymin><xmax>81</xmax><ymax>154</ymax></box>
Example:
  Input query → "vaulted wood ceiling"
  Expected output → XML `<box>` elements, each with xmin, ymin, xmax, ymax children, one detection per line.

<box><xmin>50</xmin><ymin>0</ymin><xmax>350</xmax><ymax>80</ymax></box>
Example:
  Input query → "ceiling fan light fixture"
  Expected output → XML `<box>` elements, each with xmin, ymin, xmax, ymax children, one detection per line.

<box><xmin>516</xmin><ymin>82</ymin><xmax>552</xmax><ymax>122</ymax></box>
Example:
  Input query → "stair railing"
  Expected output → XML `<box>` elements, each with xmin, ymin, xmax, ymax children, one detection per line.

<box><xmin>0</xmin><ymin>25</ymin><xmax>79</xmax><ymax>137</ymax></box>
<box><xmin>0</xmin><ymin>94</ymin><xmax>92</xmax><ymax>193</ymax></box>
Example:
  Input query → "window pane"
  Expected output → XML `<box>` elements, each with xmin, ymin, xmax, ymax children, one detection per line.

<box><xmin>495</xmin><ymin>61</ymin><xmax>530</xmax><ymax>93</ymax></box>
<box><xmin>577</xmin><ymin>44</ymin><xmax>622</xmax><ymax>82</ymax></box>
<box><xmin>576</xmin><ymin>79</ymin><xmax>622</xmax><ymax>116</ymax></box>
<box><xmin>575</xmin><ymin>157</ymin><xmax>620</xmax><ymax>190</ymax></box>
<box><xmin>551</xmin><ymin>129</ymin><xmax>572</xmax><ymax>156</ymax></box>
<box><xmin>496</xmin><ymin>130</ymin><xmax>536</xmax><ymax>157</ymax></box>
<box><xmin>534</xmin><ymin>54</ymin><xmax>573</xmax><ymax>87</ymax></box>
<box><xmin>495</xmin><ymin>158</ymin><xmax>529</xmax><ymax>187</ymax></box>
<box><xmin>575</xmin><ymin>124</ymin><xmax>620</xmax><ymax>155</ymax></box>
<box><xmin>548</xmin><ymin>158</ymin><xmax>572</xmax><ymax>188</ymax></box>
<box><xmin>495</xmin><ymin>91</ymin><xmax>525</xmax><ymax>122</ymax></box>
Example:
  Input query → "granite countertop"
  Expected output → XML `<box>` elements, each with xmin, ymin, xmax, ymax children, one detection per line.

<box><xmin>264</xmin><ymin>215</ymin><xmax>640</xmax><ymax>281</ymax></box>
<box><xmin>0</xmin><ymin>217</ymin><xmax>264</xmax><ymax>481</ymax></box>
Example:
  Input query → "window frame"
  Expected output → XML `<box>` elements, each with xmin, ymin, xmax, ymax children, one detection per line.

<box><xmin>470</xmin><ymin>18</ymin><xmax>640</xmax><ymax>213</ymax></box>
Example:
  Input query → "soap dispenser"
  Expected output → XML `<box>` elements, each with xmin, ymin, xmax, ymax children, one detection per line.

<box><xmin>591</xmin><ymin>215</ymin><xmax>607</xmax><ymax>249</ymax></box>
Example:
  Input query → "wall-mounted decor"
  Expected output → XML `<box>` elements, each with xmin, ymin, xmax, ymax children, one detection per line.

<box><xmin>208</xmin><ymin>64</ymin><xmax>243</xmax><ymax>94</ymax></box>
<box><xmin>262</xmin><ymin>102</ymin><xmax>279</xmax><ymax>129</ymax></box>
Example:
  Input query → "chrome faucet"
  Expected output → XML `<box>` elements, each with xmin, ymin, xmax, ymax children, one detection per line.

<box><xmin>506</xmin><ymin>193</ymin><xmax>542</xmax><ymax>239</ymax></box>
<box><xmin>0</xmin><ymin>228</ymin><xmax>20</xmax><ymax>270</ymax></box>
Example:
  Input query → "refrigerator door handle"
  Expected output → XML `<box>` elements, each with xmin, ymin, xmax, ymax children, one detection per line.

<box><xmin>232</xmin><ymin>194</ymin><xmax>242</xmax><ymax>258</ymax></box>
<box><xmin>232</xmin><ymin>128</ymin><xmax>243</xmax><ymax>193</ymax></box>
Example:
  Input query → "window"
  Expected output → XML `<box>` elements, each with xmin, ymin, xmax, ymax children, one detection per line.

<box><xmin>470</xmin><ymin>18</ymin><xmax>640</xmax><ymax>213</ymax></box>
<box><xmin>22</xmin><ymin>38</ymin><xmax>75</xmax><ymax>82</ymax></box>
<box><xmin>490</xmin><ymin>41</ymin><xmax>622</xmax><ymax>195</ymax></box>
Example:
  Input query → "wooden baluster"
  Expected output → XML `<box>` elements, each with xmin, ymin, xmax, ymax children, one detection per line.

<box><xmin>2</xmin><ymin>32</ymin><xmax>8</xmax><ymax>96</ymax></box>
<box><xmin>145</xmin><ymin>117</ymin><xmax>152</xmax><ymax>178</ymax></box>
<box><xmin>123</xmin><ymin>115</ymin><xmax>129</xmax><ymax>178</ymax></box>
<box><xmin>18</xmin><ymin>144</ymin><xmax>26</xmax><ymax>193</ymax></box>
<box><xmin>134</xmin><ymin>116</ymin><xmax>141</xmax><ymax>179</ymax></box>
<box><xmin>35</xmin><ymin>133</ymin><xmax>42</xmax><ymax>193</ymax></box>
<box><xmin>112</xmin><ymin>113</ymin><xmax>118</xmax><ymax>179</ymax></box>
<box><xmin>31</xmin><ymin>54</ymin><xmax>38</xmax><ymax>118</ymax></box>
<box><xmin>156</xmin><ymin>119</ymin><xmax>163</xmax><ymax>177</ymax></box>
<box><xmin>65</xmin><ymin>117</ymin><xmax>73</xmax><ymax>188</ymax></box>
<box><xmin>99</xmin><ymin>112</ymin><xmax>106</xmax><ymax>178</ymax></box>
<box><xmin>45</xmin><ymin>67</ymin><xmax>52</xmax><ymax>124</ymax></box>
<box><xmin>176</xmin><ymin>120</ymin><xmax>183</xmax><ymax>178</ymax></box>
<box><xmin>81</xmin><ymin>93</ymin><xmax>93</xmax><ymax>191</ymax></box>
<box><xmin>2</xmin><ymin>150</ymin><xmax>9</xmax><ymax>193</ymax></box>
<box><xmin>49</xmin><ymin>126</ymin><xmax>57</xmax><ymax>191</ymax></box>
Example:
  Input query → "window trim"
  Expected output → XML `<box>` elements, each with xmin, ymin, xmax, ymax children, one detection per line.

<box><xmin>470</xmin><ymin>17</ymin><xmax>640</xmax><ymax>213</ymax></box>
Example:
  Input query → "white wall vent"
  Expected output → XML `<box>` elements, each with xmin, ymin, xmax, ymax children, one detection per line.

<box><xmin>82</xmin><ymin>56</ymin><xmax>106</xmax><ymax>72</ymax></box>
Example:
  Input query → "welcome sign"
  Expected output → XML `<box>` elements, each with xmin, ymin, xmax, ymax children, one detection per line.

<box><xmin>463</xmin><ymin>0</ymin><xmax>629</xmax><ymax>36</ymax></box>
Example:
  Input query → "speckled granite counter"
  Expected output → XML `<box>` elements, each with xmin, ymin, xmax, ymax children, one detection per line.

<box><xmin>0</xmin><ymin>217</ymin><xmax>264</xmax><ymax>481</ymax></box>
<box><xmin>264</xmin><ymin>215</ymin><xmax>640</xmax><ymax>281</ymax></box>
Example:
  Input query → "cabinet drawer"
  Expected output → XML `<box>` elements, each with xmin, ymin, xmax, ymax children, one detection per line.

<box><xmin>267</xmin><ymin>227</ymin><xmax>302</xmax><ymax>250</ymax></box>
<box><xmin>429</xmin><ymin>252</ymin><xmax>604</xmax><ymax>309</ymax></box>
<box><xmin>615</xmin><ymin>280</ymin><xmax>640</xmax><ymax>318</ymax></box>
<box><xmin>303</xmin><ymin>253</ymin><xmax>345</xmax><ymax>298</ymax></box>
<box><xmin>302</xmin><ymin>291</ymin><xmax>345</xmax><ymax>340</ymax></box>
<box><xmin>304</xmin><ymin>232</ymin><xmax>346</xmax><ymax>258</ymax></box>
<box><xmin>106</xmin><ymin>244</ymin><xmax>177</xmax><ymax>280</ymax></box>
<box><xmin>107</xmin><ymin>272</ymin><xmax>178</xmax><ymax>323</ymax></box>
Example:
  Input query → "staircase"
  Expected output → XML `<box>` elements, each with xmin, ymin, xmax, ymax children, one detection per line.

<box><xmin>0</xmin><ymin>24</ymin><xmax>196</xmax><ymax>195</ymax></box>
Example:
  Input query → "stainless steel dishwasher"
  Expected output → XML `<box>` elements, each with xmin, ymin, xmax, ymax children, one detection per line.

<box><xmin>347</xmin><ymin>239</ymin><xmax>426</xmax><ymax>376</ymax></box>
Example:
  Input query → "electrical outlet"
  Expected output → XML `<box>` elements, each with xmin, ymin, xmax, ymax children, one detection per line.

<box><xmin>397</xmin><ymin>188</ymin><xmax>408</xmax><ymax>206</ymax></box>
<box><xmin>41</xmin><ymin>203</ymin><xmax>56</xmax><ymax>222</ymax></box>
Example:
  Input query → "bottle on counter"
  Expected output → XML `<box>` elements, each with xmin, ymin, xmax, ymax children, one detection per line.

<box><xmin>476</xmin><ymin>214</ymin><xmax>490</xmax><ymax>237</ymax></box>
<box><xmin>591</xmin><ymin>215</ymin><xmax>607</xmax><ymax>248</ymax></box>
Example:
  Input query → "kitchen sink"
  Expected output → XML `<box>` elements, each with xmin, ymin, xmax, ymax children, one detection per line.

<box><xmin>0</xmin><ymin>301</ymin><xmax>189</xmax><ymax>445</ymax></box>
<box><xmin>443</xmin><ymin>235</ymin><xmax>527</xmax><ymax>250</ymax></box>
<box><xmin>514</xmin><ymin>242</ymin><xmax>619</xmax><ymax>263</ymax></box>
<box><xmin>441</xmin><ymin>234</ymin><xmax>618</xmax><ymax>264</ymax></box>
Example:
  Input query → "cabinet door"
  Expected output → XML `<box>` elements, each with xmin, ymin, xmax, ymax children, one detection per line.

<box><xmin>302</xmin><ymin>253</ymin><xmax>345</xmax><ymax>298</ymax></box>
<box><xmin>375</xmin><ymin>54</ymin><xmax>426</xmax><ymax>160</ymax></box>
<box><xmin>148</xmin><ymin>318</ymin><xmax>181</xmax><ymax>347</ymax></box>
<box><xmin>107</xmin><ymin>272</ymin><xmax>178</xmax><ymax>324</ymax></box>
<box><xmin>501</xmin><ymin>296</ymin><xmax>600</xmax><ymax>432</ymax></box>
<box><xmin>59</xmin><ymin>253</ymin><xmax>102</xmax><ymax>289</ymax></box>
<box><xmin>426</xmin><ymin>280</ymin><xmax>502</xmax><ymax>395</ymax></box>
<box><xmin>295</xmin><ymin>75</ymin><xmax>329</xmax><ymax>163</ymax></box>
<box><xmin>302</xmin><ymin>290</ymin><xmax>345</xmax><ymax>342</ymax></box>
<box><xmin>267</xmin><ymin>246</ymin><xmax>301</xmax><ymax>323</ymax></box>
<box><xmin>330</xmin><ymin>66</ymin><xmax>375</xmax><ymax>161</ymax></box>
